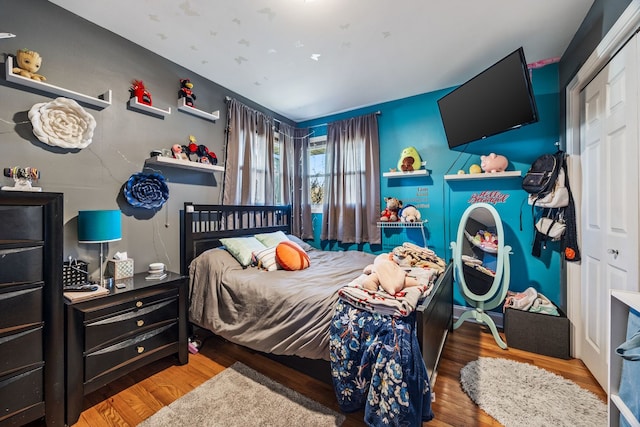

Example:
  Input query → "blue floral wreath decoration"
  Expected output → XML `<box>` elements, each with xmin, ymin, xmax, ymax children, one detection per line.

<box><xmin>124</xmin><ymin>172</ymin><xmax>169</xmax><ymax>209</ymax></box>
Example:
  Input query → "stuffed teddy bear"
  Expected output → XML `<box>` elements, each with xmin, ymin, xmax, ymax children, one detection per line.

<box><xmin>361</xmin><ymin>253</ymin><xmax>419</xmax><ymax>294</ymax></box>
<box><xmin>12</xmin><ymin>49</ymin><xmax>46</xmax><ymax>81</ymax></box>
<box><xmin>400</xmin><ymin>205</ymin><xmax>421</xmax><ymax>223</ymax></box>
<box><xmin>380</xmin><ymin>197</ymin><xmax>402</xmax><ymax>222</ymax></box>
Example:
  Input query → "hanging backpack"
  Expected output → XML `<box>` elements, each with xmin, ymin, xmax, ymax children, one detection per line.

<box><xmin>522</xmin><ymin>152</ymin><xmax>563</xmax><ymax>198</ymax></box>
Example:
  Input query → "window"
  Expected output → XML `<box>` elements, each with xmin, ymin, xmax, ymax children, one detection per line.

<box><xmin>308</xmin><ymin>136</ymin><xmax>326</xmax><ymax>213</ymax></box>
<box><xmin>274</xmin><ymin>131</ymin><xmax>282</xmax><ymax>205</ymax></box>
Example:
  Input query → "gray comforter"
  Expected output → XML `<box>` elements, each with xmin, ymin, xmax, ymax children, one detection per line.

<box><xmin>188</xmin><ymin>245</ymin><xmax>376</xmax><ymax>360</ymax></box>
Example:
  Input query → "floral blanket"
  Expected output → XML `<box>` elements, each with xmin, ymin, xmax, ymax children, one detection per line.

<box><xmin>330</xmin><ymin>300</ymin><xmax>433</xmax><ymax>426</ymax></box>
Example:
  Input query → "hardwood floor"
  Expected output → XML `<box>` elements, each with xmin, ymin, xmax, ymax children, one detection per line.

<box><xmin>31</xmin><ymin>321</ymin><xmax>606</xmax><ymax>427</ymax></box>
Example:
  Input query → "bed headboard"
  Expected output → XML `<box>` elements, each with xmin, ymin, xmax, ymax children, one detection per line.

<box><xmin>181</xmin><ymin>203</ymin><xmax>292</xmax><ymax>275</ymax></box>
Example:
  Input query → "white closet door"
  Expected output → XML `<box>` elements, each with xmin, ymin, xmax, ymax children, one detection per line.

<box><xmin>579</xmin><ymin>34</ymin><xmax>639</xmax><ymax>390</ymax></box>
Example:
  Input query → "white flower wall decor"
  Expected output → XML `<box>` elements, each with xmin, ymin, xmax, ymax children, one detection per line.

<box><xmin>28</xmin><ymin>97</ymin><xmax>96</xmax><ymax>149</ymax></box>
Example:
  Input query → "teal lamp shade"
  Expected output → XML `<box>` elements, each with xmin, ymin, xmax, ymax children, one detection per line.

<box><xmin>78</xmin><ymin>210</ymin><xmax>122</xmax><ymax>243</ymax></box>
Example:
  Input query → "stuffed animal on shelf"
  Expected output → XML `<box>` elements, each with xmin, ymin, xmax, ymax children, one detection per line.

<box><xmin>397</xmin><ymin>146</ymin><xmax>422</xmax><ymax>172</ymax></box>
<box><xmin>179</xmin><ymin>78</ymin><xmax>196</xmax><ymax>107</ymax></box>
<box><xmin>360</xmin><ymin>253</ymin><xmax>420</xmax><ymax>294</ymax></box>
<box><xmin>480</xmin><ymin>153</ymin><xmax>508</xmax><ymax>173</ymax></box>
<box><xmin>12</xmin><ymin>49</ymin><xmax>46</xmax><ymax>81</ymax></box>
<box><xmin>380</xmin><ymin>197</ymin><xmax>402</xmax><ymax>222</ymax></box>
<box><xmin>400</xmin><ymin>205</ymin><xmax>421</xmax><ymax>223</ymax></box>
<box><xmin>130</xmin><ymin>80</ymin><xmax>152</xmax><ymax>106</ymax></box>
<box><xmin>179</xmin><ymin>135</ymin><xmax>218</xmax><ymax>165</ymax></box>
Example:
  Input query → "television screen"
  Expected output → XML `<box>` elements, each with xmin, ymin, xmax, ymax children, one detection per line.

<box><xmin>437</xmin><ymin>47</ymin><xmax>538</xmax><ymax>149</ymax></box>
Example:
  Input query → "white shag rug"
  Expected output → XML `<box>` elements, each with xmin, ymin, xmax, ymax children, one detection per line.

<box><xmin>138</xmin><ymin>361</ymin><xmax>345</xmax><ymax>427</ymax></box>
<box><xmin>460</xmin><ymin>357</ymin><xmax>607</xmax><ymax>427</ymax></box>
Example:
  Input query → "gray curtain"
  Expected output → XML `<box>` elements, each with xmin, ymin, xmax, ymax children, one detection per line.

<box><xmin>279</xmin><ymin>122</ymin><xmax>313</xmax><ymax>238</ymax></box>
<box><xmin>321</xmin><ymin>113</ymin><xmax>381</xmax><ymax>244</ymax></box>
<box><xmin>223</xmin><ymin>99</ymin><xmax>275</xmax><ymax>205</ymax></box>
<box><xmin>222</xmin><ymin>99</ymin><xmax>313</xmax><ymax>238</ymax></box>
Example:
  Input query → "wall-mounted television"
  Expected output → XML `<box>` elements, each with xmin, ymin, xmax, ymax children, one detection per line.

<box><xmin>437</xmin><ymin>47</ymin><xmax>538</xmax><ymax>149</ymax></box>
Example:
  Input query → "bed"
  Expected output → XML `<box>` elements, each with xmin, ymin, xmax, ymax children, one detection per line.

<box><xmin>180</xmin><ymin>203</ymin><xmax>453</xmax><ymax>389</ymax></box>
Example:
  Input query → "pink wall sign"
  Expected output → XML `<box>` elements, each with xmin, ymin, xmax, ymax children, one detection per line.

<box><xmin>468</xmin><ymin>191</ymin><xmax>509</xmax><ymax>204</ymax></box>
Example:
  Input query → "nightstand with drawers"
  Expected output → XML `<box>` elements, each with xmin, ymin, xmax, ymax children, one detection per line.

<box><xmin>64</xmin><ymin>271</ymin><xmax>188</xmax><ymax>425</ymax></box>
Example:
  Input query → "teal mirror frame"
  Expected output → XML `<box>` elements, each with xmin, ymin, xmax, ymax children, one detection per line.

<box><xmin>450</xmin><ymin>202</ymin><xmax>512</xmax><ymax>349</ymax></box>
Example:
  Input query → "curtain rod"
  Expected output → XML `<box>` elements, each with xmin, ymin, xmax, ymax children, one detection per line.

<box><xmin>225</xmin><ymin>97</ymin><xmax>381</xmax><ymax>128</ymax></box>
<box><xmin>305</xmin><ymin>111</ymin><xmax>382</xmax><ymax>129</ymax></box>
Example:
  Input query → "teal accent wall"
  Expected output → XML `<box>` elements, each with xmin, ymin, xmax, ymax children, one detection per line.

<box><xmin>300</xmin><ymin>64</ymin><xmax>565</xmax><ymax>309</ymax></box>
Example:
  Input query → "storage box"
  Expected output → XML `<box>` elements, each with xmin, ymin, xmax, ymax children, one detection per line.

<box><xmin>106</xmin><ymin>259</ymin><xmax>134</xmax><ymax>280</ymax></box>
<box><xmin>504</xmin><ymin>307</ymin><xmax>570</xmax><ymax>359</ymax></box>
<box><xmin>62</xmin><ymin>260</ymin><xmax>89</xmax><ymax>286</ymax></box>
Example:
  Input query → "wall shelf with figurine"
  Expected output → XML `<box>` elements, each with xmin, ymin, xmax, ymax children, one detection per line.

<box><xmin>177</xmin><ymin>98</ymin><xmax>220</xmax><ymax>122</ymax></box>
<box><xmin>5</xmin><ymin>55</ymin><xmax>112</xmax><ymax>109</ymax></box>
<box><xmin>383</xmin><ymin>161</ymin><xmax>428</xmax><ymax>178</ymax></box>
<box><xmin>444</xmin><ymin>171</ymin><xmax>521</xmax><ymax>181</ymax></box>
<box><xmin>383</xmin><ymin>169</ymin><xmax>429</xmax><ymax>178</ymax></box>
<box><xmin>145</xmin><ymin>156</ymin><xmax>224</xmax><ymax>173</ymax></box>
<box><xmin>127</xmin><ymin>97</ymin><xmax>171</xmax><ymax>118</ymax></box>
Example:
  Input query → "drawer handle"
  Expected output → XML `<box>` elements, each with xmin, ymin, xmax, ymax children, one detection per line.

<box><xmin>137</xmin><ymin>320</ymin><xmax>144</xmax><ymax>327</ymax></box>
<box><xmin>137</xmin><ymin>346</ymin><xmax>144</xmax><ymax>354</ymax></box>
<box><xmin>136</xmin><ymin>301</ymin><xmax>143</xmax><ymax>308</ymax></box>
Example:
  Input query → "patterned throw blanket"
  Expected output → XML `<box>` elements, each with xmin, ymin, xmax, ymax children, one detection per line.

<box><xmin>337</xmin><ymin>270</ymin><xmax>435</xmax><ymax>317</ymax></box>
<box><xmin>330</xmin><ymin>300</ymin><xmax>432</xmax><ymax>427</ymax></box>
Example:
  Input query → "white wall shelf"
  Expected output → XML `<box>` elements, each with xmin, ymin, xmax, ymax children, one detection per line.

<box><xmin>383</xmin><ymin>161</ymin><xmax>428</xmax><ymax>178</ymax></box>
<box><xmin>383</xmin><ymin>169</ymin><xmax>429</xmax><ymax>178</ymax></box>
<box><xmin>127</xmin><ymin>97</ymin><xmax>171</xmax><ymax>118</ymax></box>
<box><xmin>444</xmin><ymin>171</ymin><xmax>521</xmax><ymax>181</ymax></box>
<box><xmin>609</xmin><ymin>290</ymin><xmax>640</xmax><ymax>427</ymax></box>
<box><xmin>5</xmin><ymin>55</ymin><xmax>112</xmax><ymax>109</ymax></box>
<box><xmin>145</xmin><ymin>155</ymin><xmax>224</xmax><ymax>173</ymax></box>
<box><xmin>177</xmin><ymin>97</ymin><xmax>220</xmax><ymax>121</ymax></box>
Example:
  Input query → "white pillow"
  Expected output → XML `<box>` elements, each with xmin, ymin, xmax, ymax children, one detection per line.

<box><xmin>252</xmin><ymin>246</ymin><xmax>280</xmax><ymax>271</ymax></box>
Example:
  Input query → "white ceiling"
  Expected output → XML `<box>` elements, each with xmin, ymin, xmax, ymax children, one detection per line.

<box><xmin>49</xmin><ymin>0</ymin><xmax>594</xmax><ymax>122</ymax></box>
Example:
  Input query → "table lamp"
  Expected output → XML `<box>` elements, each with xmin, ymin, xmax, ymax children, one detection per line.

<box><xmin>78</xmin><ymin>210</ymin><xmax>122</xmax><ymax>286</ymax></box>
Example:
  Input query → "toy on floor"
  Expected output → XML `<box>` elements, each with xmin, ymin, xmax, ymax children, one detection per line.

<box><xmin>12</xmin><ymin>49</ymin><xmax>46</xmax><ymax>81</ymax></box>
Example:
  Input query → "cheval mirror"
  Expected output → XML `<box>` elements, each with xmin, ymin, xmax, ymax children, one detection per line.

<box><xmin>450</xmin><ymin>202</ymin><xmax>511</xmax><ymax>349</ymax></box>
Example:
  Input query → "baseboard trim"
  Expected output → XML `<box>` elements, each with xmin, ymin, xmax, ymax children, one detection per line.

<box><xmin>453</xmin><ymin>304</ymin><xmax>504</xmax><ymax>329</ymax></box>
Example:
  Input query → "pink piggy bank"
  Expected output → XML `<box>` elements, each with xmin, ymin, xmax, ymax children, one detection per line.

<box><xmin>480</xmin><ymin>153</ymin><xmax>508</xmax><ymax>173</ymax></box>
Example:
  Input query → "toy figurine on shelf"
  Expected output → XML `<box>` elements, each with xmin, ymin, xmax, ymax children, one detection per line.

<box><xmin>130</xmin><ymin>80</ymin><xmax>152</xmax><ymax>106</ymax></box>
<box><xmin>179</xmin><ymin>78</ymin><xmax>196</xmax><ymax>107</ymax></box>
<box><xmin>179</xmin><ymin>135</ymin><xmax>218</xmax><ymax>165</ymax></box>
<box><xmin>2</xmin><ymin>166</ymin><xmax>42</xmax><ymax>192</ymax></box>
<box><xmin>12</xmin><ymin>49</ymin><xmax>46</xmax><ymax>81</ymax></box>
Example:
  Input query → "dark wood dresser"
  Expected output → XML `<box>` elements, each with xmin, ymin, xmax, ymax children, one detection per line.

<box><xmin>0</xmin><ymin>192</ymin><xmax>64</xmax><ymax>426</ymax></box>
<box><xmin>65</xmin><ymin>271</ymin><xmax>188</xmax><ymax>425</ymax></box>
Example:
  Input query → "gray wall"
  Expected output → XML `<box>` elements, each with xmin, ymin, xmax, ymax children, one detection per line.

<box><xmin>0</xmin><ymin>0</ymin><xmax>290</xmax><ymax>277</ymax></box>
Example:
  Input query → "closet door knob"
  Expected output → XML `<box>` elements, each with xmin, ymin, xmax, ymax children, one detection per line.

<box><xmin>607</xmin><ymin>249</ymin><xmax>619</xmax><ymax>258</ymax></box>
